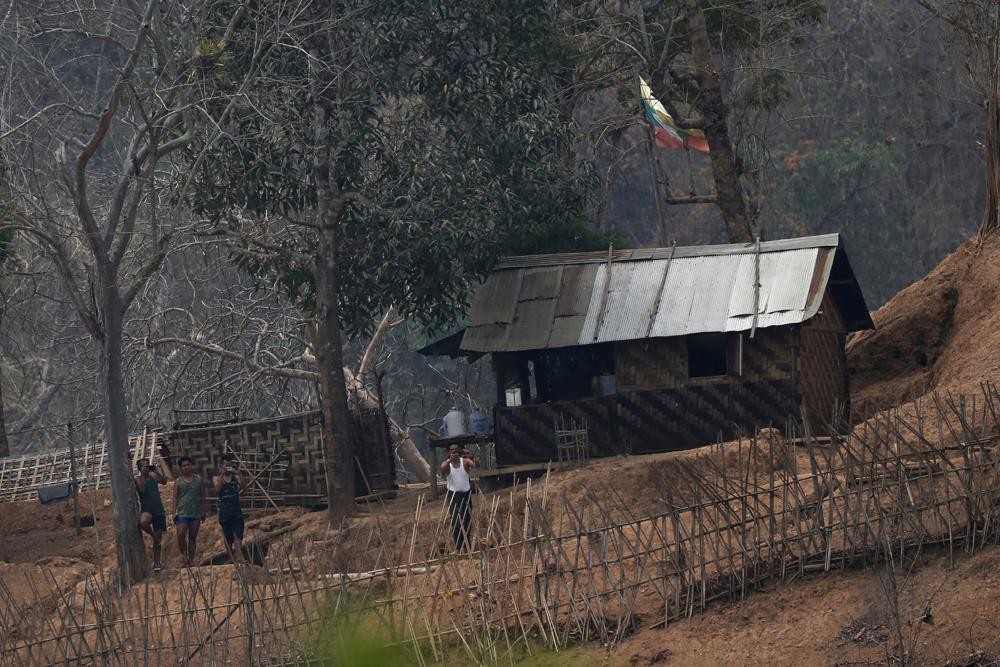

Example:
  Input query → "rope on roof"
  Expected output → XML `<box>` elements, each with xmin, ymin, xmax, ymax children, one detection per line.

<box><xmin>592</xmin><ymin>243</ymin><xmax>615</xmax><ymax>342</ymax></box>
<box><xmin>645</xmin><ymin>241</ymin><xmax>677</xmax><ymax>338</ymax></box>
<box><xmin>750</xmin><ymin>235</ymin><xmax>761</xmax><ymax>339</ymax></box>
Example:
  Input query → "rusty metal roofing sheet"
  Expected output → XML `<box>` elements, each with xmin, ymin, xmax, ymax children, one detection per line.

<box><xmin>461</xmin><ymin>322</ymin><xmax>509</xmax><ymax>352</ymax></box>
<box><xmin>506</xmin><ymin>296</ymin><xmax>557</xmax><ymax>350</ymax></box>
<box><xmin>466</xmin><ymin>269</ymin><xmax>520</xmax><ymax>327</ymax></box>
<box><xmin>548</xmin><ymin>315</ymin><xmax>587</xmax><ymax>348</ymax></box>
<box><xmin>554</xmin><ymin>264</ymin><xmax>598</xmax><ymax>317</ymax></box>
<box><xmin>519</xmin><ymin>266</ymin><xmax>562</xmax><ymax>301</ymax></box>
<box><xmin>459</xmin><ymin>233</ymin><xmax>868</xmax><ymax>353</ymax></box>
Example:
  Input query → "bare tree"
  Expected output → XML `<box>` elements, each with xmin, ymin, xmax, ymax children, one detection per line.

<box><xmin>918</xmin><ymin>1</ymin><xmax>1000</xmax><ymax>238</ymax></box>
<box><xmin>551</xmin><ymin>0</ymin><xmax>823</xmax><ymax>243</ymax></box>
<box><xmin>0</xmin><ymin>0</ymin><xmax>282</xmax><ymax>582</ymax></box>
<box><xmin>140</xmin><ymin>292</ymin><xmax>433</xmax><ymax>483</ymax></box>
<box><xmin>683</xmin><ymin>0</ymin><xmax>751</xmax><ymax>242</ymax></box>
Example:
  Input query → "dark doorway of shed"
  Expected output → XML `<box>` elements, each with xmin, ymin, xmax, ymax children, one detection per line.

<box><xmin>534</xmin><ymin>343</ymin><xmax>615</xmax><ymax>401</ymax></box>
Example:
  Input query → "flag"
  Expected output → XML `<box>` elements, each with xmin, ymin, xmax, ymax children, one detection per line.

<box><xmin>639</xmin><ymin>77</ymin><xmax>710</xmax><ymax>156</ymax></box>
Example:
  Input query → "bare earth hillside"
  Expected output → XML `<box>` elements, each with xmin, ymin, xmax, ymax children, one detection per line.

<box><xmin>848</xmin><ymin>233</ymin><xmax>1000</xmax><ymax>411</ymax></box>
<box><xmin>529</xmin><ymin>544</ymin><xmax>1000</xmax><ymax>667</ymax></box>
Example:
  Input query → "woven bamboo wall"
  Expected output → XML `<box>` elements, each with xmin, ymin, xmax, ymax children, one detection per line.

<box><xmin>614</xmin><ymin>327</ymin><xmax>798</xmax><ymax>392</ymax></box>
<box><xmin>0</xmin><ymin>435</ymin><xmax>159</xmax><ymax>503</ymax></box>
<box><xmin>494</xmin><ymin>379</ymin><xmax>798</xmax><ymax>465</ymax></box>
<box><xmin>0</xmin><ymin>409</ymin><xmax>395</xmax><ymax>506</ymax></box>
<box><xmin>170</xmin><ymin>408</ymin><xmax>395</xmax><ymax>506</ymax></box>
<box><xmin>799</xmin><ymin>292</ymin><xmax>849</xmax><ymax>433</ymax></box>
<box><xmin>171</xmin><ymin>411</ymin><xmax>324</xmax><ymax>507</ymax></box>
<box><xmin>496</xmin><ymin>290</ymin><xmax>853</xmax><ymax>466</ymax></box>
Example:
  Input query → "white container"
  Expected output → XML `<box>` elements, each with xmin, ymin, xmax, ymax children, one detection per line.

<box><xmin>470</xmin><ymin>408</ymin><xmax>489</xmax><ymax>435</ymax></box>
<box><xmin>505</xmin><ymin>387</ymin><xmax>522</xmax><ymax>407</ymax></box>
<box><xmin>443</xmin><ymin>407</ymin><xmax>467</xmax><ymax>437</ymax></box>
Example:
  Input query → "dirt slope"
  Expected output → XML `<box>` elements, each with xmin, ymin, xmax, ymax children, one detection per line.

<box><xmin>848</xmin><ymin>233</ymin><xmax>1000</xmax><ymax>411</ymax></box>
<box><xmin>538</xmin><ymin>544</ymin><xmax>1000</xmax><ymax>667</ymax></box>
<box><xmin>2</xmin><ymin>441</ymin><xmax>999</xmax><ymax>666</ymax></box>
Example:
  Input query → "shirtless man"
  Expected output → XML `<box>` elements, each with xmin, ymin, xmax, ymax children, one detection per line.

<box><xmin>135</xmin><ymin>460</ymin><xmax>167</xmax><ymax>572</ymax></box>
<box><xmin>440</xmin><ymin>444</ymin><xmax>475</xmax><ymax>552</ymax></box>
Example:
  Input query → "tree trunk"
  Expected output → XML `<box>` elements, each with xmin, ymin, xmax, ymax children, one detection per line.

<box><xmin>687</xmin><ymin>1</ymin><xmax>753</xmax><ymax>243</ymax></box>
<box><xmin>100</xmin><ymin>286</ymin><xmax>147</xmax><ymax>585</ymax></box>
<box><xmin>0</xmin><ymin>308</ymin><xmax>8</xmax><ymax>458</ymax></box>
<box><xmin>0</xmin><ymin>357</ymin><xmax>9</xmax><ymax>458</ymax></box>
<box><xmin>981</xmin><ymin>92</ymin><xmax>1000</xmax><ymax>238</ymax></box>
<box><xmin>344</xmin><ymin>368</ymin><xmax>432</xmax><ymax>482</ymax></box>
<box><xmin>313</xmin><ymin>171</ymin><xmax>357</xmax><ymax>523</ymax></box>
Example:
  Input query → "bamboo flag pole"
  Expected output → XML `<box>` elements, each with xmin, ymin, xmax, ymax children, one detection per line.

<box><xmin>635</xmin><ymin>68</ymin><xmax>670</xmax><ymax>245</ymax></box>
<box><xmin>750</xmin><ymin>235</ymin><xmax>761</xmax><ymax>339</ymax></box>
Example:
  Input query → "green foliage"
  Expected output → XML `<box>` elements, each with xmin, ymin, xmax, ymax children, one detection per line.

<box><xmin>501</xmin><ymin>213</ymin><xmax>629</xmax><ymax>257</ymax></box>
<box><xmin>767</xmin><ymin>132</ymin><xmax>912</xmax><ymax>303</ymax></box>
<box><xmin>782</xmin><ymin>135</ymin><xmax>901</xmax><ymax>219</ymax></box>
<box><xmin>190</xmin><ymin>0</ymin><xmax>616</xmax><ymax>336</ymax></box>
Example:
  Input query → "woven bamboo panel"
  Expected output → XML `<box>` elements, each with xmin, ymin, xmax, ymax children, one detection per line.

<box><xmin>353</xmin><ymin>407</ymin><xmax>396</xmax><ymax>493</ymax></box>
<box><xmin>740</xmin><ymin>328</ymin><xmax>798</xmax><ymax>381</ymax></box>
<box><xmin>172</xmin><ymin>412</ymin><xmax>322</xmax><ymax>506</ymax></box>
<box><xmin>615</xmin><ymin>328</ymin><xmax>798</xmax><ymax>393</ymax></box>
<box><xmin>799</xmin><ymin>292</ymin><xmax>848</xmax><ymax>434</ymax></box>
<box><xmin>171</xmin><ymin>408</ymin><xmax>395</xmax><ymax>504</ymax></box>
<box><xmin>0</xmin><ymin>409</ymin><xmax>395</xmax><ymax>506</ymax></box>
<box><xmin>495</xmin><ymin>397</ymin><xmax>615</xmax><ymax>464</ymax></box>
<box><xmin>0</xmin><ymin>434</ymin><xmax>159</xmax><ymax>503</ymax></box>
<box><xmin>494</xmin><ymin>379</ymin><xmax>800</xmax><ymax>466</ymax></box>
<box><xmin>614</xmin><ymin>338</ymin><xmax>687</xmax><ymax>391</ymax></box>
<box><xmin>621</xmin><ymin>380</ymin><xmax>800</xmax><ymax>454</ymax></box>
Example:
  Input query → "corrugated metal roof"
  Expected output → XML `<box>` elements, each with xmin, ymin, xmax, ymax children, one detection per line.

<box><xmin>495</xmin><ymin>233</ymin><xmax>841</xmax><ymax>269</ymax></box>
<box><xmin>460</xmin><ymin>234</ymin><xmax>872</xmax><ymax>353</ymax></box>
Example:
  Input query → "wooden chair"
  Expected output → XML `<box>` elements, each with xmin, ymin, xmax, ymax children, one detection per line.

<box><xmin>555</xmin><ymin>414</ymin><xmax>589</xmax><ymax>465</ymax></box>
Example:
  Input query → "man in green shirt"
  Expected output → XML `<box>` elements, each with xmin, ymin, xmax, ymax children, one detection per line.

<box><xmin>135</xmin><ymin>459</ymin><xmax>167</xmax><ymax>572</ymax></box>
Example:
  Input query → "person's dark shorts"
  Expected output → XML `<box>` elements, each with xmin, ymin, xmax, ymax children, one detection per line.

<box><xmin>175</xmin><ymin>516</ymin><xmax>201</xmax><ymax>525</ymax></box>
<box><xmin>219</xmin><ymin>517</ymin><xmax>245</xmax><ymax>544</ymax></box>
<box><xmin>148</xmin><ymin>514</ymin><xmax>167</xmax><ymax>532</ymax></box>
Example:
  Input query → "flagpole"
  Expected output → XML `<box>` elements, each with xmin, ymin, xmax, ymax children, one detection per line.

<box><xmin>635</xmin><ymin>69</ymin><xmax>671</xmax><ymax>246</ymax></box>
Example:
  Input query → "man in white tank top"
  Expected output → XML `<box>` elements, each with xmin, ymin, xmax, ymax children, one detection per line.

<box><xmin>440</xmin><ymin>444</ymin><xmax>475</xmax><ymax>552</ymax></box>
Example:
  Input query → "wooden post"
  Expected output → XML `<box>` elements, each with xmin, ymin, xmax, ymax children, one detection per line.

<box><xmin>430</xmin><ymin>444</ymin><xmax>439</xmax><ymax>500</ymax></box>
<box><xmin>635</xmin><ymin>69</ymin><xmax>670</xmax><ymax>244</ymax></box>
<box><xmin>68</xmin><ymin>422</ymin><xmax>81</xmax><ymax>537</ymax></box>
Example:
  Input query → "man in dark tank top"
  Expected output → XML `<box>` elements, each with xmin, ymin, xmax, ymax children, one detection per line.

<box><xmin>135</xmin><ymin>459</ymin><xmax>167</xmax><ymax>572</ymax></box>
<box><xmin>213</xmin><ymin>453</ymin><xmax>248</xmax><ymax>563</ymax></box>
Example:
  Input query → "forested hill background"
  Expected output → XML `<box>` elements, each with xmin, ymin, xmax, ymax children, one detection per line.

<box><xmin>593</xmin><ymin>2</ymin><xmax>982</xmax><ymax>307</ymax></box>
<box><xmin>0</xmin><ymin>0</ymin><xmax>988</xmax><ymax>461</ymax></box>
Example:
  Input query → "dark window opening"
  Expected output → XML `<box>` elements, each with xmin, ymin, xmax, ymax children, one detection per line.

<box><xmin>687</xmin><ymin>334</ymin><xmax>728</xmax><ymax>378</ymax></box>
<box><xmin>495</xmin><ymin>345</ymin><xmax>615</xmax><ymax>405</ymax></box>
<box><xmin>535</xmin><ymin>344</ymin><xmax>615</xmax><ymax>401</ymax></box>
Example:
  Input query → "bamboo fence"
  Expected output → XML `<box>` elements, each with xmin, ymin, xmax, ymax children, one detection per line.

<box><xmin>4</xmin><ymin>384</ymin><xmax>1000</xmax><ymax>665</ymax></box>
<box><xmin>0</xmin><ymin>433</ymin><xmax>161</xmax><ymax>503</ymax></box>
